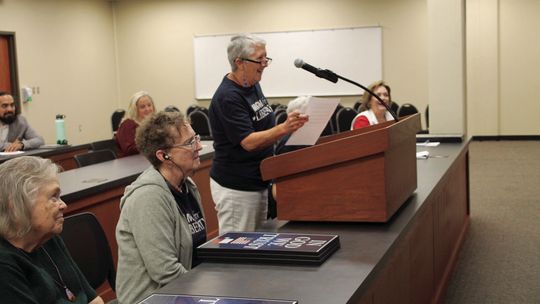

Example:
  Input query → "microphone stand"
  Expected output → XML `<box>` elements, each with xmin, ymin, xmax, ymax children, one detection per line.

<box><xmin>326</xmin><ymin>71</ymin><xmax>399</xmax><ymax>122</ymax></box>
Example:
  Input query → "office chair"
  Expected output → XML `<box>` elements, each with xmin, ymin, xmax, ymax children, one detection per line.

<box><xmin>397</xmin><ymin>103</ymin><xmax>419</xmax><ymax>118</ymax></box>
<box><xmin>273</xmin><ymin>104</ymin><xmax>287</xmax><ymax>113</ymax></box>
<box><xmin>390</xmin><ymin>101</ymin><xmax>399</xmax><ymax>115</ymax></box>
<box><xmin>320</xmin><ymin>121</ymin><xmax>334</xmax><ymax>136</ymax></box>
<box><xmin>90</xmin><ymin>139</ymin><xmax>117</xmax><ymax>157</ymax></box>
<box><xmin>60</xmin><ymin>212</ymin><xmax>116</xmax><ymax>293</ymax></box>
<box><xmin>335</xmin><ymin>107</ymin><xmax>358</xmax><ymax>133</ymax></box>
<box><xmin>111</xmin><ymin>110</ymin><xmax>125</xmax><ymax>134</ymax></box>
<box><xmin>188</xmin><ymin>110</ymin><xmax>212</xmax><ymax>140</ymax></box>
<box><xmin>330</xmin><ymin>104</ymin><xmax>344</xmax><ymax>134</ymax></box>
<box><xmin>274</xmin><ymin>110</ymin><xmax>288</xmax><ymax>126</ymax></box>
<box><xmin>164</xmin><ymin>105</ymin><xmax>180</xmax><ymax>112</ymax></box>
<box><xmin>74</xmin><ymin>149</ymin><xmax>116</xmax><ymax>168</ymax></box>
<box><xmin>425</xmin><ymin>104</ymin><xmax>429</xmax><ymax>129</ymax></box>
<box><xmin>186</xmin><ymin>104</ymin><xmax>201</xmax><ymax>116</ymax></box>
<box><xmin>353</xmin><ymin>100</ymin><xmax>363</xmax><ymax>112</ymax></box>
<box><xmin>197</xmin><ymin>106</ymin><xmax>209</xmax><ymax>116</ymax></box>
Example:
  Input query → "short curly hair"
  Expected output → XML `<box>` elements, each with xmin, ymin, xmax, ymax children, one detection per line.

<box><xmin>135</xmin><ymin>111</ymin><xmax>190</xmax><ymax>167</ymax></box>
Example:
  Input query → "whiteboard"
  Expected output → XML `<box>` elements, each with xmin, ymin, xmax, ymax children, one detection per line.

<box><xmin>193</xmin><ymin>27</ymin><xmax>382</xmax><ymax>99</ymax></box>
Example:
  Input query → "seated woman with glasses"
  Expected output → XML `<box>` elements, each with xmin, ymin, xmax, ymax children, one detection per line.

<box><xmin>351</xmin><ymin>80</ymin><xmax>394</xmax><ymax>129</ymax></box>
<box><xmin>115</xmin><ymin>111</ymin><xmax>206</xmax><ymax>304</ymax></box>
<box><xmin>0</xmin><ymin>156</ymin><xmax>104</xmax><ymax>304</ymax></box>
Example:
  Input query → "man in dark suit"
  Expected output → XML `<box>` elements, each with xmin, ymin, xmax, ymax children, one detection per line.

<box><xmin>0</xmin><ymin>91</ymin><xmax>44</xmax><ymax>152</ymax></box>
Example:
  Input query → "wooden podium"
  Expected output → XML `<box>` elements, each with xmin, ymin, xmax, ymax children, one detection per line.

<box><xmin>261</xmin><ymin>114</ymin><xmax>421</xmax><ymax>222</ymax></box>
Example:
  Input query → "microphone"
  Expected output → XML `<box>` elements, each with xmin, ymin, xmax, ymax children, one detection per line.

<box><xmin>294</xmin><ymin>59</ymin><xmax>338</xmax><ymax>83</ymax></box>
<box><xmin>294</xmin><ymin>58</ymin><xmax>398</xmax><ymax>121</ymax></box>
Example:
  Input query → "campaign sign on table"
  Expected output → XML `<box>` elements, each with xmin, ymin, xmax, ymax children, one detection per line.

<box><xmin>139</xmin><ymin>293</ymin><xmax>298</xmax><ymax>304</ymax></box>
<box><xmin>197</xmin><ymin>232</ymin><xmax>340</xmax><ymax>265</ymax></box>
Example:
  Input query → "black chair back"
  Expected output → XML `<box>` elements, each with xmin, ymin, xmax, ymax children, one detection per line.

<box><xmin>111</xmin><ymin>110</ymin><xmax>125</xmax><ymax>134</ymax></box>
<box><xmin>425</xmin><ymin>104</ymin><xmax>429</xmax><ymax>129</ymax></box>
<box><xmin>90</xmin><ymin>139</ymin><xmax>117</xmax><ymax>157</ymax></box>
<box><xmin>273</xmin><ymin>104</ymin><xmax>287</xmax><ymax>113</ymax></box>
<box><xmin>397</xmin><ymin>103</ymin><xmax>419</xmax><ymax>118</ymax></box>
<box><xmin>74</xmin><ymin>149</ymin><xmax>116</xmax><ymax>168</ymax></box>
<box><xmin>186</xmin><ymin>105</ymin><xmax>201</xmax><ymax>116</ymax></box>
<box><xmin>189</xmin><ymin>110</ymin><xmax>212</xmax><ymax>140</ymax></box>
<box><xmin>330</xmin><ymin>104</ymin><xmax>344</xmax><ymax>134</ymax></box>
<box><xmin>60</xmin><ymin>212</ymin><xmax>116</xmax><ymax>292</ymax></box>
<box><xmin>321</xmin><ymin>121</ymin><xmax>334</xmax><ymax>136</ymax></box>
<box><xmin>198</xmin><ymin>106</ymin><xmax>209</xmax><ymax>115</ymax></box>
<box><xmin>353</xmin><ymin>100</ymin><xmax>363</xmax><ymax>112</ymax></box>
<box><xmin>390</xmin><ymin>101</ymin><xmax>400</xmax><ymax>114</ymax></box>
<box><xmin>336</xmin><ymin>107</ymin><xmax>358</xmax><ymax>133</ymax></box>
<box><xmin>275</xmin><ymin>111</ymin><xmax>288</xmax><ymax>125</ymax></box>
<box><xmin>164</xmin><ymin>105</ymin><xmax>180</xmax><ymax>112</ymax></box>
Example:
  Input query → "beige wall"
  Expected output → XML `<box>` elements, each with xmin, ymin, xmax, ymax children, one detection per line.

<box><xmin>113</xmin><ymin>0</ymin><xmax>429</xmax><ymax>126</ymax></box>
<box><xmin>1</xmin><ymin>0</ymin><xmax>539</xmax><ymax>143</ymax></box>
<box><xmin>467</xmin><ymin>0</ymin><xmax>540</xmax><ymax>136</ymax></box>
<box><xmin>0</xmin><ymin>0</ymin><xmax>118</xmax><ymax>145</ymax></box>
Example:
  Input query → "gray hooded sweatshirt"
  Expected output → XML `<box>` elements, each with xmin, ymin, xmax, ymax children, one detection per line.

<box><xmin>115</xmin><ymin>166</ymin><xmax>204</xmax><ymax>304</ymax></box>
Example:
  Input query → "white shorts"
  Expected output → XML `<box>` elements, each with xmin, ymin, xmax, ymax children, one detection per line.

<box><xmin>210</xmin><ymin>178</ymin><xmax>268</xmax><ymax>234</ymax></box>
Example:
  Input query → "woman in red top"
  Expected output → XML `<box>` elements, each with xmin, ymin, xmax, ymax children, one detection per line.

<box><xmin>351</xmin><ymin>80</ymin><xmax>394</xmax><ymax>129</ymax></box>
<box><xmin>115</xmin><ymin>91</ymin><xmax>156</xmax><ymax>157</ymax></box>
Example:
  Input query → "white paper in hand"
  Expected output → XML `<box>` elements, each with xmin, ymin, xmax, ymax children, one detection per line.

<box><xmin>285</xmin><ymin>97</ymin><xmax>340</xmax><ymax>146</ymax></box>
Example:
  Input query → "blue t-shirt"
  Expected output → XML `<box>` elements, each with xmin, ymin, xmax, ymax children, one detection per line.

<box><xmin>209</xmin><ymin>76</ymin><xmax>274</xmax><ymax>191</ymax></box>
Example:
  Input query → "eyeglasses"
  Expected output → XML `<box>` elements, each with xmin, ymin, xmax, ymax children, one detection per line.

<box><xmin>169</xmin><ymin>134</ymin><xmax>201</xmax><ymax>151</ymax></box>
<box><xmin>241</xmin><ymin>57</ymin><xmax>272</xmax><ymax>66</ymax></box>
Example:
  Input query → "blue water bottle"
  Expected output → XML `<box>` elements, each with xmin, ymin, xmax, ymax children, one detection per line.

<box><xmin>55</xmin><ymin>114</ymin><xmax>68</xmax><ymax>145</ymax></box>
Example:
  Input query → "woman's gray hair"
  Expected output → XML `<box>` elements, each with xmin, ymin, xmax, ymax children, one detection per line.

<box><xmin>126</xmin><ymin>91</ymin><xmax>155</xmax><ymax>124</ymax></box>
<box><xmin>0</xmin><ymin>156</ymin><xmax>60</xmax><ymax>239</ymax></box>
<box><xmin>227</xmin><ymin>34</ymin><xmax>266</xmax><ymax>71</ymax></box>
<box><xmin>286</xmin><ymin>96</ymin><xmax>311</xmax><ymax>114</ymax></box>
<box><xmin>136</xmin><ymin>111</ymin><xmax>190</xmax><ymax>167</ymax></box>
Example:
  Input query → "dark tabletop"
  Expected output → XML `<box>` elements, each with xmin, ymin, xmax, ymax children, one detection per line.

<box><xmin>58</xmin><ymin>141</ymin><xmax>214</xmax><ymax>202</ymax></box>
<box><xmin>152</xmin><ymin>141</ymin><xmax>470</xmax><ymax>304</ymax></box>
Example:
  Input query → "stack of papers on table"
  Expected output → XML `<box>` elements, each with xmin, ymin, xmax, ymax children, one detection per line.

<box><xmin>139</xmin><ymin>294</ymin><xmax>298</xmax><ymax>304</ymax></box>
<box><xmin>197</xmin><ymin>232</ymin><xmax>340</xmax><ymax>265</ymax></box>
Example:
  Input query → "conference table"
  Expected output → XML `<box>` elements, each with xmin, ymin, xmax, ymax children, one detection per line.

<box><xmin>145</xmin><ymin>141</ymin><xmax>470</xmax><ymax>304</ymax></box>
<box><xmin>20</xmin><ymin>137</ymin><xmax>469</xmax><ymax>303</ymax></box>
<box><xmin>0</xmin><ymin>143</ymin><xmax>90</xmax><ymax>170</ymax></box>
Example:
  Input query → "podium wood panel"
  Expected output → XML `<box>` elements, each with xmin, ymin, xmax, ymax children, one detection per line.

<box><xmin>261</xmin><ymin>114</ymin><xmax>421</xmax><ymax>222</ymax></box>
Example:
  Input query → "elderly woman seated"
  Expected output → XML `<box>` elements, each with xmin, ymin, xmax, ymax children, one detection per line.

<box><xmin>0</xmin><ymin>156</ymin><xmax>104</xmax><ymax>304</ymax></box>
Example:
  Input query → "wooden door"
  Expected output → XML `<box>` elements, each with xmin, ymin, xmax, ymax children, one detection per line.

<box><xmin>0</xmin><ymin>35</ymin><xmax>11</xmax><ymax>93</ymax></box>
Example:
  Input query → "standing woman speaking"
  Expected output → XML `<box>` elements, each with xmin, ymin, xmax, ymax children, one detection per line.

<box><xmin>208</xmin><ymin>34</ymin><xmax>309</xmax><ymax>234</ymax></box>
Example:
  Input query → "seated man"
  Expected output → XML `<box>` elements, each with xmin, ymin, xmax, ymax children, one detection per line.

<box><xmin>0</xmin><ymin>91</ymin><xmax>44</xmax><ymax>152</ymax></box>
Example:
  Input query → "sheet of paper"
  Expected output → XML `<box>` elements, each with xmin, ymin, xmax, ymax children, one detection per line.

<box><xmin>416</xmin><ymin>141</ymin><xmax>440</xmax><ymax>147</ymax></box>
<box><xmin>0</xmin><ymin>151</ymin><xmax>24</xmax><ymax>156</ymax></box>
<box><xmin>285</xmin><ymin>97</ymin><xmax>340</xmax><ymax>146</ymax></box>
<box><xmin>416</xmin><ymin>151</ymin><xmax>430</xmax><ymax>159</ymax></box>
